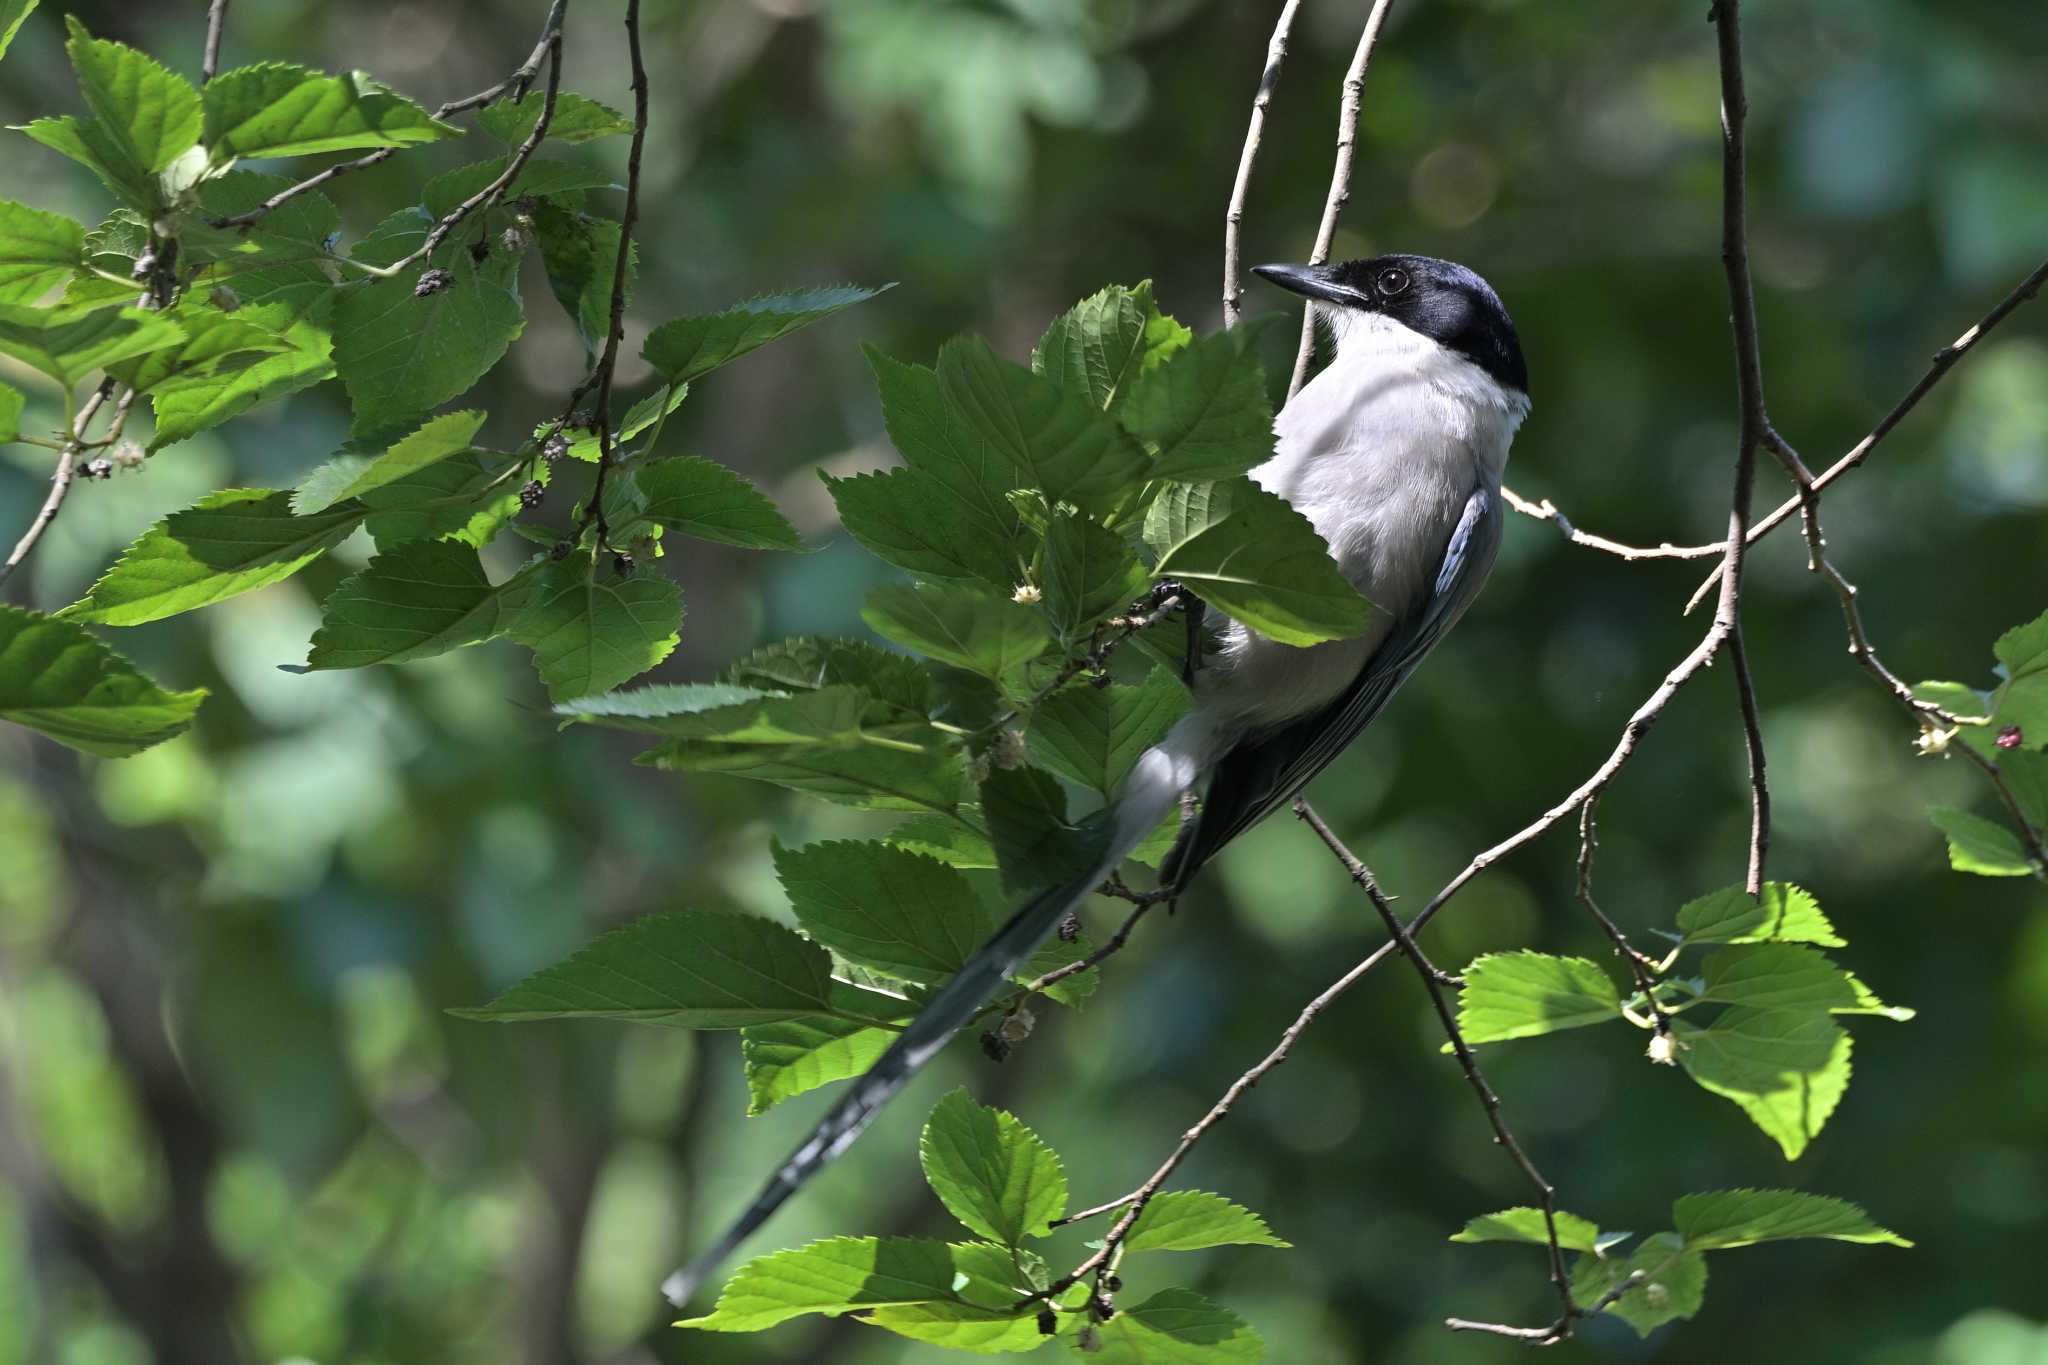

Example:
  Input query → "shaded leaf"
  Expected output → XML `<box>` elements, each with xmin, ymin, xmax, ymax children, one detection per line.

<box><xmin>886</xmin><ymin>813</ymin><xmax>998</xmax><ymax>869</ymax></box>
<box><xmin>1120</xmin><ymin>327</ymin><xmax>1276</xmax><ymax>481</ymax></box>
<box><xmin>863</xmin><ymin>582</ymin><xmax>1049</xmax><ymax>680</ymax></box>
<box><xmin>293</xmin><ymin>409</ymin><xmax>486</xmax><ymax>514</ymax></box>
<box><xmin>1087</xmin><ymin>1288</ymin><xmax>1262</xmax><ymax>1363</ymax></box>
<box><xmin>64</xmin><ymin>16</ymin><xmax>202</xmax><ymax>174</ymax></box>
<box><xmin>982</xmin><ymin>765</ymin><xmax>1097</xmax><ymax>893</ymax></box>
<box><xmin>1696</xmin><ymin>945</ymin><xmax>1860</xmax><ymax>1013</ymax></box>
<box><xmin>1029</xmin><ymin>666</ymin><xmax>1188</xmax><ymax>796</ymax></box>
<box><xmin>0</xmin><ymin>379</ymin><xmax>20</xmax><ymax>443</ymax></box>
<box><xmin>722</xmin><ymin>635</ymin><xmax>938</xmax><ymax>719</ymax></box>
<box><xmin>643</xmin><ymin>284</ymin><xmax>890</xmax><ymax>385</ymax></box>
<box><xmin>774</xmin><ymin>840</ymin><xmax>993</xmax><ymax>984</ymax></box>
<box><xmin>304</xmin><ymin>539</ymin><xmax>516</xmax><ymax>669</ymax></box>
<box><xmin>1041</xmin><ymin>507</ymin><xmax>1149</xmax><ymax>641</ymax></box>
<box><xmin>1572</xmin><ymin>1233</ymin><xmax>1705</xmax><ymax>1338</ymax></box>
<box><xmin>477</xmin><ymin>90</ymin><xmax>633</xmax><ymax>144</ymax></box>
<box><xmin>535</xmin><ymin>204</ymin><xmax>632</xmax><ymax>360</ymax></box>
<box><xmin>0</xmin><ymin>303</ymin><xmax>184</xmax><ymax>390</ymax></box>
<box><xmin>679</xmin><ymin>1236</ymin><xmax>1028</xmax><ymax>1334</ymax></box>
<box><xmin>0</xmin><ymin>604</ymin><xmax>205</xmax><ymax>757</ymax></box>
<box><xmin>828</xmin><ymin>467</ymin><xmax>1023</xmax><ymax>588</ymax></box>
<box><xmin>1031</xmin><ymin>280</ymin><xmax>1189</xmax><ymax>411</ymax></box>
<box><xmin>451</xmin><ymin>911</ymin><xmax>859</xmax><ymax>1028</ymax></box>
<box><xmin>624</xmin><ymin>455</ymin><xmax>800</xmax><ymax>550</ymax></box>
<box><xmin>866</xmin><ymin>346</ymin><xmax>1029</xmax><ymax>577</ymax></box>
<box><xmin>505</xmin><ymin>559</ymin><xmax>681</xmax><ymax>702</ymax></box>
<box><xmin>16</xmin><ymin>116</ymin><xmax>155</xmax><ymax>210</ymax></box>
<box><xmin>742</xmin><ymin>1011</ymin><xmax>897</xmax><ymax>1115</ymax></box>
<box><xmin>0</xmin><ymin>0</ymin><xmax>36</xmax><ymax>64</ymax></box>
<box><xmin>0</xmin><ymin>198</ymin><xmax>85</xmax><ymax>306</ymax></box>
<box><xmin>104</xmin><ymin>298</ymin><xmax>288</xmax><ymax>394</ymax></box>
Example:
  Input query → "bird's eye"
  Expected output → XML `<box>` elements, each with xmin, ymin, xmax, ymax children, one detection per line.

<box><xmin>1377</xmin><ymin>267</ymin><xmax>1411</xmax><ymax>297</ymax></box>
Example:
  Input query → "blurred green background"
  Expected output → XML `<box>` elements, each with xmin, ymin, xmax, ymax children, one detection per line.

<box><xmin>3</xmin><ymin>0</ymin><xmax>2046</xmax><ymax>1362</ymax></box>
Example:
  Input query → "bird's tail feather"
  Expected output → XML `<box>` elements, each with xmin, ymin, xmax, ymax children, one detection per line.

<box><xmin>661</xmin><ymin>737</ymin><xmax>1199</xmax><ymax>1309</ymax></box>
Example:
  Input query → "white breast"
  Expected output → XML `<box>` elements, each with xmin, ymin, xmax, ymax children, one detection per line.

<box><xmin>1181</xmin><ymin>313</ymin><xmax>1527</xmax><ymax>757</ymax></box>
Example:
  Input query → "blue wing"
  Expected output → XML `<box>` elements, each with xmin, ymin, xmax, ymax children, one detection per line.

<box><xmin>1163</xmin><ymin>482</ymin><xmax>1504</xmax><ymax>886</ymax></box>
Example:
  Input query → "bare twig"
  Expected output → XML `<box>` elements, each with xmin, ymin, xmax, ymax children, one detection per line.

<box><xmin>1</xmin><ymin>383</ymin><xmax>117</xmax><ymax>588</ymax></box>
<box><xmin>202</xmin><ymin>0</ymin><xmax>229</xmax><ymax>82</ymax></box>
<box><xmin>581</xmin><ymin>0</ymin><xmax>650</xmax><ymax>547</ymax></box>
<box><xmin>1500</xmin><ymin>486</ymin><xmax>1724</xmax><ymax>561</ymax></box>
<box><xmin>1684</xmin><ymin>253</ymin><xmax>2048</xmax><ymax>613</ymax></box>
<box><xmin>1575</xmin><ymin>798</ymin><xmax>1671</xmax><ymax>1043</ymax></box>
<box><xmin>210</xmin><ymin>0</ymin><xmax>569</xmax><ymax>229</ymax></box>
<box><xmin>1294</xmin><ymin>800</ymin><xmax>1578</xmax><ymax>1338</ymax></box>
<box><xmin>1223</xmin><ymin>0</ymin><xmax>1305</xmax><ymax>328</ymax></box>
<box><xmin>1287</xmin><ymin>0</ymin><xmax>1401</xmax><ymax>398</ymax></box>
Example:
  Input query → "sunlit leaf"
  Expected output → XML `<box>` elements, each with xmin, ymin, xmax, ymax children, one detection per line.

<box><xmin>0</xmin><ymin>303</ymin><xmax>184</xmax><ymax>390</ymax></box>
<box><xmin>0</xmin><ymin>604</ymin><xmax>205</xmax><ymax>757</ymax></box>
<box><xmin>678</xmin><ymin>1236</ymin><xmax>1028</xmax><ymax>1333</ymax></box>
<box><xmin>1674</xmin><ymin>882</ymin><xmax>1844</xmax><ymax>948</ymax></box>
<box><xmin>1572</xmin><ymin>1233</ymin><xmax>1705</xmax><ymax>1338</ymax></box>
<box><xmin>1123</xmin><ymin>1192</ymin><xmax>1289</xmax><ymax>1254</ymax></box>
<box><xmin>1673</xmin><ymin>1189</ymin><xmax>1911</xmax><ymax>1250</ymax></box>
<box><xmin>505</xmin><ymin>559</ymin><xmax>681</xmax><ymax>701</ymax></box>
<box><xmin>304</xmin><ymin>539</ymin><xmax>517</xmax><ymax>669</ymax></box>
<box><xmin>1450</xmin><ymin>1206</ymin><xmax>1605</xmax><ymax>1254</ymax></box>
<box><xmin>203</xmin><ymin>63</ymin><xmax>456</xmax><ymax>159</ymax></box>
<box><xmin>774</xmin><ymin>840</ymin><xmax>993</xmax><ymax>984</ymax></box>
<box><xmin>1031</xmin><ymin>280</ymin><xmax>1190</xmax><ymax>412</ymax></box>
<box><xmin>642</xmin><ymin>284</ymin><xmax>890</xmax><ymax>385</ymax></box>
<box><xmin>63</xmin><ymin>16</ymin><xmax>202</xmax><ymax>173</ymax></box>
<box><xmin>1454</xmin><ymin>952</ymin><xmax>1623</xmax><ymax>1044</ymax></box>
<box><xmin>1927</xmin><ymin>806</ymin><xmax>2035</xmax><ymax>877</ymax></box>
<box><xmin>293</xmin><ymin>409</ymin><xmax>486</xmax><ymax>514</ymax></box>
<box><xmin>919</xmin><ymin>1089</ymin><xmax>1068</xmax><ymax>1246</ymax></box>
<box><xmin>1675</xmin><ymin>1008</ymin><xmax>1850</xmax><ymax>1160</ymax></box>
<box><xmin>1087</xmin><ymin>1288</ymin><xmax>1262</xmax><ymax>1363</ymax></box>
<box><xmin>1146</xmin><ymin>478</ymin><xmax>1372</xmax><ymax>646</ymax></box>
<box><xmin>0</xmin><ymin>198</ymin><xmax>85</xmax><ymax>306</ymax></box>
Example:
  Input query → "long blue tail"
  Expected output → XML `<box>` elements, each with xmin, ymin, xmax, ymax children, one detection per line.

<box><xmin>662</xmin><ymin>739</ymin><xmax>1200</xmax><ymax>1308</ymax></box>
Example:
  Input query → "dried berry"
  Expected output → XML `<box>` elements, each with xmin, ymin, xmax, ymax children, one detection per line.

<box><xmin>1036</xmin><ymin>1308</ymin><xmax>1057</xmax><ymax>1337</ymax></box>
<box><xmin>612</xmin><ymin>552</ymin><xmax>635</xmax><ymax>576</ymax></box>
<box><xmin>550</xmin><ymin>540</ymin><xmax>574</xmax><ymax>561</ymax></box>
<box><xmin>80</xmin><ymin>456</ymin><xmax>114</xmax><ymax>481</ymax></box>
<box><xmin>518</xmin><ymin>479</ymin><xmax>545</xmax><ymax>510</ymax></box>
<box><xmin>979</xmin><ymin>1030</ymin><xmax>1011</xmax><ymax>1064</ymax></box>
<box><xmin>1996</xmin><ymin>725</ymin><xmax>2024</xmax><ymax>750</ymax></box>
<box><xmin>1057</xmin><ymin>912</ymin><xmax>1081</xmax><ymax>943</ymax></box>
<box><xmin>542</xmin><ymin>432</ymin><xmax>570</xmax><ymax>462</ymax></box>
<box><xmin>414</xmin><ymin>267</ymin><xmax>454</xmax><ymax>298</ymax></box>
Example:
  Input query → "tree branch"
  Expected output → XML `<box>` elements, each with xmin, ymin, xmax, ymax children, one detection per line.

<box><xmin>1287</xmin><ymin>0</ymin><xmax>1401</xmax><ymax>398</ymax></box>
<box><xmin>1222</xmin><ymin>0</ymin><xmax>1305</xmax><ymax>328</ymax></box>
<box><xmin>580</xmin><ymin>0</ymin><xmax>650</xmax><ymax>548</ymax></box>
<box><xmin>202</xmin><ymin>0</ymin><xmax>229</xmax><ymax>82</ymax></box>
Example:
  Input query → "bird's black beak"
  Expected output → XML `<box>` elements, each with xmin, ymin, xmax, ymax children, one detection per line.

<box><xmin>1252</xmin><ymin>262</ymin><xmax>1369</xmax><ymax>308</ymax></box>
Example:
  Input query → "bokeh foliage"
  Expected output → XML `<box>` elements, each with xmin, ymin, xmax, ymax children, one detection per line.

<box><xmin>2</xmin><ymin>1</ymin><xmax>2045</xmax><ymax>1363</ymax></box>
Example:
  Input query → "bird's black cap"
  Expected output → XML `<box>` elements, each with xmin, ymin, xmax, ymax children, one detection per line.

<box><xmin>1254</xmin><ymin>254</ymin><xmax>1527</xmax><ymax>396</ymax></box>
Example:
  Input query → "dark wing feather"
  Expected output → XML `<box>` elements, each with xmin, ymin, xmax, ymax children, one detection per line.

<box><xmin>1163</xmin><ymin>483</ymin><xmax>1504</xmax><ymax>887</ymax></box>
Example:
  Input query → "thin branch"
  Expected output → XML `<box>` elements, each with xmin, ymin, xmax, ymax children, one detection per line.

<box><xmin>1222</xmin><ymin>0</ymin><xmax>1305</xmax><ymax>328</ymax></box>
<box><xmin>1287</xmin><ymin>0</ymin><xmax>1401</xmax><ymax>398</ymax></box>
<box><xmin>1</xmin><ymin>383</ymin><xmax>116</xmax><ymax>588</ymax></box>
<box><xmin>1500</xmin><ymin>485</ymin><xmax>1724</xmax><ymax>561</ymax></box>
<box><xmin>1294</xmin><ymin>800</ymin><xmax>1577</xmax><ymax>1338</ymax></box>
<box><xmin>1684</xmin><ymin>253</ymin><xmax>2048</xmax><ymax>613</ymax></box>
<box><xmin>356</xmin><ymin>32</ymin><xmax>564</xmax><ymax>281</ymax></box>
<box><xmin>1575</xmin><ymin>798</ymin><xmax>1672</xmax><ymax>1043</ymax></box>
<box><xmin>209</xmin><ymin>0</ymin><xmax>569</xmax><ymax>230</ymax></box>
<box><xmin>581</xmin><ymin>0</ymin><xmax>650</xmax><ymax>548</ymax></box>
<box><xmin>202</xmin><ymin>0</ymin><xmax>229</xmax><ymax>82</ymax></box>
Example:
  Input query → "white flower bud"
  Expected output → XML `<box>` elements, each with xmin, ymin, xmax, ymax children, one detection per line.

<box><xmin>998</xmin><ymin>1007</ymin><xmax>1035</xmax><ymax>1042</ymax></box>
<box><xmin>1914</xmin><ymin>727</ymin><xmax>1954</xmax><ymax>756</ymax></box>
<box><xmin>1647</xmin><ymin>1031</ymin><xmax>1677</xmax><ymax>1065</ymax></box>
<box><xmin>1011</xmin><ymin>583</ymin><xmax>1042</xmax><ymax>605</ymax></box>
<box><xmin>993</xmin><ymin>729</ymin><xmax>1029</xmax><ymax>770</ymax></box>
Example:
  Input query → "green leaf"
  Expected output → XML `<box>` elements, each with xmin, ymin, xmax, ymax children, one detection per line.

<box><xmin>1086</xmin><ymin>1288</ymin><xmax>1263</xmax><ymax>1363</ymax></box>
<box><xmin>0</xmin><ymin>199</ymin><xmax>85</xmax><ymax>306</ymax></box>
<box><xmin>15</xmin><ymin>116</ymin><xmax>155</xmax><ymax>210</ymax></box>
<box><xmin>0</xmin><ymin>303</ymin><xmax>184</xmax><ymax>391</ymax></box>
<box><xmin>642</xmin><ymin>283</ymin><xmax>890</xmax><ymax>385</ymax></box>
<box><xmin>1572</xmin><ymin>1233</ymin><xmax>1706</xmax><ymax>1338</ymax></box>
<box><xmin>555</xmin><ymin>683</ymin><xmax>783</xmax><ymax>732</ymax></box>
<box><xmin>1838</xmin><ymin>972</ymin><xmax>1916</xmax><ymax>1022</ymax></box>
<box><xmin>0</xmin><ymin>604</ymin><xmax>205</xmax><ymax>757</ymax></box>
<box><xmin>0</xmin><ymin>379</ymin><xmax>21</xmax><ymax>443</ymax></box>
<box><xmin>1675</xmin><ymin>882</ymin><xmax>1844</xmax><ymax>948</ymax></box>
<box><xmin>551</xmin><ymin>381</ymin><xmax>686</xmax><ymax>462</ymax></box>
<box><xmin>103</xmin><ymin>298</ymin><xmax>288</xmax><ymax>394</ymax></box>
<box><xmin>150</xmin><ymin>339</ymin><xmax>333</xmax><ymax>449</ymax></box>
<box><xmin>919</xmin><ymin>1089</ymin><xmax>1068</xmax><ymax>1246</ymax></box>
<box><xmin>63</xmin><ymin>17</ymin><xmax>202</xmax><ymax>174</ymax></box>
<box><xmin>1041</xmin><ymin>507</ymin><xmax>1149</xmax><ymax>640</ymax></box>
<box><xmin>477</xmin><ymin>89</ymin><xmax>632</xmax><ymax>144</ymax></box>
<box><xmin>774</xmin><ymin>840</ymin><xmax>994</xmax><ymax>984</ymax></box>
<box><xmin>742</xmin><ymin>1012</ymin><xmax>896</xmax><ymax>1115</ymax></box>
<box><xmin>1123</xmin><ymin>1191</ymin><xmax>1289</xmax><ymax>1254</ymax></box>
<box><xmin>624</xmin><ymin>455</ymin><xmax>800</xmax><ymax>550</ymax></box>
<box><xmin>1696</xmin><ymin>944</ymin><xmax>1861</xmax><ymax>1013</ymax></box>
<box><xmin>1146</xmin><ymin>479</ymin><xmax>1373</xmax><ymax>646</ymax></box>
<box><xmin>1673</xmin><ymin>1189</ymin><xmax>1912</xmax><ymax>1250</ymax></box>
<box><xmin>866</xmin><ymin>346</ymin><xmax>1028</xmax><ymax>580</ymax></box>
<box><xmin>59</xmin><ymin>489</ymin><xmax>363</xmax><ymax>626</ymax></box>
<box><xmin>1927</xmin><ymin>806</ymin><xmax>2035</xmax><ymax>877</ymax></box>
<box><xmin>0</xmin><ymin>0</ymin><xmax>37</xmax><ymax>64</ymax></box>
<box><xmin>356</xmin><ymin>448</ymin><xmax>532</xmax><ymax>549</ymax></box>
<box><xmin>534</xmin><ymin>204</ymin><xmax>632</xmax><ymax>360</ymax></box>
<box><xmin>630</xmin><ymin>686</ymin><xmax>963</xmax><ymax>814</ymax></box>
<box><xmin>982</xmin><ymin>765</ymin><xmax>1098</xmax><ymax>893</ymax></box>
<box><xmin>1031</xmin><ymin>280</ymin><xmax>1190</xmax><ymax>411</ymax></box>
<box><xmin>203</xmin><ymin>63</ymin><xmax>456</xmax><ymax>160</ymax></box>
<box><xmin>863</xmin><ymin>582</ymin><xmax>1050</xmax><ymax>680</ymax></box>
<box><xmin>1454</xmin><ymin>951</ymin><xmax>1623</xmax><ymax>1044</ymax></box>
<box><xmin>294</xmin><ymin>410</ymin><xmax>486</xmax><ymax>515</ymax></box>
<box><xmin>828</xmin><ymin>468</ymin><xmax>1023</xmax><ymax>588</ymax></box>
<box><xmin>452</xmin><ymin>911</ymin><xmax>863</xmax><ymax>1028</ymax></box>
<box><xmin>505</xmin><ymin>559</ymin><xmax>681</xmax><ymax>701</ymax></box>
<box><xmin>887</xmin><ymin>813</ymin><xmax>998</xmax><ymax>869</ymax></box>
<box><xmin>1676</xmin><ymin>1008</ymin><xmax>1850</xmax><ymax>1160</ymax></box>
<box><xmin>1120</xmin><ymin>328</ymin><xmax>1276</xmax><ymax>482</ymax></box>
<box><xmin>1999</xmin><ymin>749</ymin><xmax>2048</xmax><ymax>828</ymax></box>
<box><xmin>419</xmin><ymin>157</ymin><xmax>617</xmax><ymax>216</ymax></box>
<box><xmin>1028</xmin><ymin>667</ymin><xmax>1188</xmax><ymax>797</ymax></box>
<box><xmin>864</xmin><ymin>1241</ymin><xmax>1073</xmax><ymax>1353</ymax></box>
<box><xmin>936</xmin><ymin>336</ymin><xmax>1150</xmax><ymax>519</ymax></box>
<box><xmin>1449</xmin><ymin>1206</ymin><xmax>1605</xmax><ymax>1254</ymax></box>
<box><xmin>303</xmin><ymin>539</ymin><xmax>514</xmax><ymax>669</ymax></box>
<box><xmin>722</xmin><ymin>636</ymin><xmax>939</xmax><ymax>718</ymax></box>
<box><xmin>331</xmin><ymin>211</ymin><xmax>524</xmax><ymax>438</ymax></box>
<box><xmin>1992</xmin><ymin>609</ymin><xmax>2048</xmax><ymax>740</ymax></box>
<box><xmin>679</xmin><ymin>1236</ymin><xmax>1032</xmax><ymax>1333</ymax></box>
